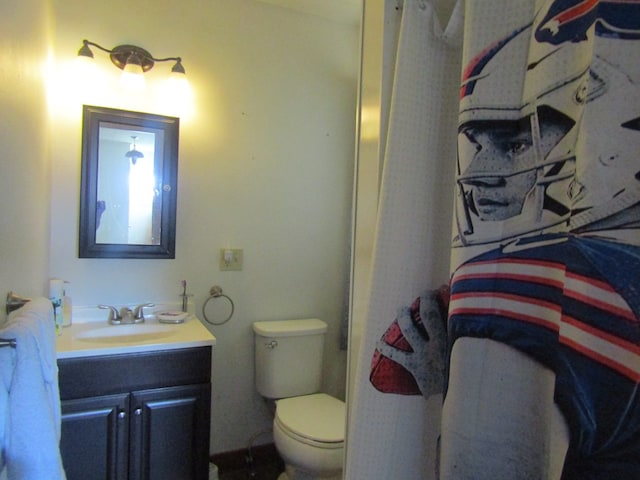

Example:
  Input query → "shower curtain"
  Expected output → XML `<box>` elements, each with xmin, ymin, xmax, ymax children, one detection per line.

<box><xmin>346</xmin><ymin>1</ymin><xmax>462</xmax><ymax>478</ymax></box>
<box><xmin>347</xmin><ymin>0</ymin><xmax>640</xmax><ymax>479</ymax></box>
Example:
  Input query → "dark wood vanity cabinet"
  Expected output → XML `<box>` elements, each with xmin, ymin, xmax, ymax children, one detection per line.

<box><xmin>58</xmin><ymin>347</ymin><xmax>212</xmax><ymax>480</ymax></box>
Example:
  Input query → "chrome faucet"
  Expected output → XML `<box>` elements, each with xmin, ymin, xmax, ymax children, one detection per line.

<box><xmin>119</xmin><ymin>307</ymin><xmax>135</xmax><ymax>324</ymax></box>
<box><xmin>98</xmin><ymin>305</ymin><xmax>120</xmax><ymax>324</ymax></box>
<box><xmin>99</xmin><ymin>303</ymin><xmax>155</xmax><ymax>324</ymax></box>
<box><xmin>133</xmin><ymin>303</ymin><xmax>154</xmax><ymax>322</ymax></box>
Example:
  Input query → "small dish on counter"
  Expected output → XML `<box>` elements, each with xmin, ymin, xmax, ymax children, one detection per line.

<box><xmin>156</xmin><ymin>310</ymin><xmax>190</xmax><ymax>323</ymax></box>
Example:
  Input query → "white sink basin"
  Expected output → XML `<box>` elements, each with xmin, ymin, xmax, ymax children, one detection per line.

<box><xmin>74</xmin><ymin>323</ymin><xmax>176</xmax><ymax>344</ymax></box>
<box><xmin>57</xmin><ymin>312</ymin><xmax>216</xmax><ymax>359</ymax></box>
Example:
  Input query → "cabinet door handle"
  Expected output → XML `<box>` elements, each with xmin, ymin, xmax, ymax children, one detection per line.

<box><xmin>118</xmin><ymin>410</ymin><xmax>126</xmax><ymax>419</ymax></box>
<box><xmin>134</xmin><ymin>407</ymin><xmax>142</xmax><ymax>416</ymax></box>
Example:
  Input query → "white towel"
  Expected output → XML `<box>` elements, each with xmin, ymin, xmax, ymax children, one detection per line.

<box><xmin>0</xmin><ymin>298</ymin><xmax>66</xmax><ymax>479</ymax></box>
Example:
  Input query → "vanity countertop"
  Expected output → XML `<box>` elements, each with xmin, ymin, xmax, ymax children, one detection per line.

<box><xmin>56</xmin><ymin>315</ymin><xmax>216</xmax><ymax>359</ymax></box>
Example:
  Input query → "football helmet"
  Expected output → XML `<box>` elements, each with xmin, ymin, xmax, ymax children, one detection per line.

<box><xmin>569</xmin><ymin>48</ymin><xmax>640</xmax><ymax>233</ymax></box>
<box><xmin>454</xmin><ymin>22</ymin><xmax>590</xmax><ymax>247</ymax></box>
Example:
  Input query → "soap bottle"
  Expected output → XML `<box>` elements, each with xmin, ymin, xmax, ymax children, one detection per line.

<box><xmin>62</xmin><ymin>282</ymin><xmax>72</xmax><ymax>327</ymax></box>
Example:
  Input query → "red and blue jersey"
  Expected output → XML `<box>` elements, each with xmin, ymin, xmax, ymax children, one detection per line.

<box><xmin>449</xmin><ymin>233</ymin><xmax>640</xmax><ymax>479</ymax></box>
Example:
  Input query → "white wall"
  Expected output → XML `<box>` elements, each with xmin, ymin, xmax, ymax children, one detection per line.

<box><xmin>3</xmin><ymin>0</ymin><xmax>360</xmax><ymax>455</ymax></box>
<box><xmin>0</xmin><ymin>0</ymin><xmax>51</xmax><ymax>310</ymax></box>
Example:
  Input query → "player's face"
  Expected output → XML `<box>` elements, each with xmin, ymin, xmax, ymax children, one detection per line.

<box><xmin>459</xmin><ymin>124</ymin><xmax>537</xmax><ymax>221</ymax></box>
<box><xmin>458</xmin><ymin>117</ymin><xmax>569</xmax><ymax>222</ymax></box>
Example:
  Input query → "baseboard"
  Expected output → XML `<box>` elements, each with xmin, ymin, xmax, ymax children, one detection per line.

<box><xmin>210</xmin><ymin>443</ymin><xmax>283</xmax><ymax>472</ymax></box>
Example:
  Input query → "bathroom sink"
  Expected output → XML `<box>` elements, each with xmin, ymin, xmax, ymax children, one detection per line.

<box><xmin>74</xmin><ymin>323</ymin><xmax>176</xmax><ymax>344</ymax></box>
<box><xmin>56</xmin><ymin>313</ymin><xmax>216</xmax><ymax>359</ymax></box>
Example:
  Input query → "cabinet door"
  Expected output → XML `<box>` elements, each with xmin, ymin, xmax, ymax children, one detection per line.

<box><xmin>129</xmin><ymin>384</ymin><xmax>210</xmax><ymax>480</ymax></box>
<box><xmin>60</xmin><ymin>393</ymin><xmax>129</xmax><ymax>480</ymax></box>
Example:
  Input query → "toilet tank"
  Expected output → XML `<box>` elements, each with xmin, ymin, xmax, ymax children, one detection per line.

<box><xmin>253</xmin><ymin>318</ymin><xmax>328</xmax><ymax>399</ymax></box>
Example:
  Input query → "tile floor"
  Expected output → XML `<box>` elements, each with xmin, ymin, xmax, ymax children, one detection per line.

<box><xmin>213</xmin><ymin>461</ymin><xmax>282</xmax><ymax>480</ymax></box>
<box><xmin>210</xmin><ymin>443</ymin><xmax>284</xmax><ymax>480</ymax></box>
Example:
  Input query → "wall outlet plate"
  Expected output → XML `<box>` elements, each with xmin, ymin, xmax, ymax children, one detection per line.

<box><xmin>219</xmin><ymin>248</ymin><xmax>243</xmax><ymax>271</ymax></box>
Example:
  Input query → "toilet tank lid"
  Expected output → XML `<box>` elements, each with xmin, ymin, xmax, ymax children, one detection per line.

<box><xmin>253</xmin><ymin>318</ymin><xmax>327</xmax><ymax>337</ymax></box>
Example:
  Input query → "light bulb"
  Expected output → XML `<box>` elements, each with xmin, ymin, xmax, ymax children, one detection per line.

<box><xmin>74</xmin><ymin>54</ymin><xmax>97</xmax><ymax>80</ymax></box>
<box><xmin>120</xmin><ymin>54</ymin><xmax>146</xmax><ymax>91</ymax></box>
<box><xmin>166</xmin><ymin>70</ymin><xmax>192</xmax><ymax>100</ymax></box>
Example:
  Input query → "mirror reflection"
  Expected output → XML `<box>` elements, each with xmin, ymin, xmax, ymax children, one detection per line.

<box><xmin>96</xmin><ymin>126</ymin><xmax>162</xmax><ymax>245</ymax></box>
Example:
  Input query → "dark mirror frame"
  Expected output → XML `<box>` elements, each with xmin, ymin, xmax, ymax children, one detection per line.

<box><xmin>79</xmin><ymin>105</ymin><xmax>179</xmax><ymax>259</ymax></box>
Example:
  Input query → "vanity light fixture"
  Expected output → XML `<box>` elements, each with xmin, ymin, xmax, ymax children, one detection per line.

<box><xmin>76</xmin><ymin>39</ymin><xmax>186</xmax><ymax>91</ymax></box>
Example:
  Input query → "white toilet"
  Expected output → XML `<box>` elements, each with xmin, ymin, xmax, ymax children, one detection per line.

<box><xmin>253</xmin><ymin>318</ymin><xmax>345</xmax><ymax>480</ymax></box>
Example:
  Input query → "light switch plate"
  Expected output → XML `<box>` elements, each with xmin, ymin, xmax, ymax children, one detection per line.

<box><xmin>219</xmin><ymin>248</ymin><xmax>243</xmax><ymax>271</ymax></box>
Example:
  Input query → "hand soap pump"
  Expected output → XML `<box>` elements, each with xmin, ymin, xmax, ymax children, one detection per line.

<box><xmin>49</xmin><ymin>278</ymin><xmax>64</xmax><ymax>335</ymax></box>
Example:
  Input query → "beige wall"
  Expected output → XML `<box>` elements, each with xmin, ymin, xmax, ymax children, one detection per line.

<box><xmin>3</xmin><ymin>0</ymin><xmax>360</xmax><ymax>455</ymax></box>
<box><xmin>0</xmin><ymin>0</ymin><xmax>51</xmax><ymax>308</ymax></box>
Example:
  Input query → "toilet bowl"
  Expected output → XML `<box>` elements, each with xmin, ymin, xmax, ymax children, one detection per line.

<box><xmin>273</xmin><ymin>393</ymin><xmax>345</xmax><ymax>480</ymax></box>
<box><xmin>252</xmin><ymin>319</ymin><xmax>346</xmax><ymax>479</ymax></box>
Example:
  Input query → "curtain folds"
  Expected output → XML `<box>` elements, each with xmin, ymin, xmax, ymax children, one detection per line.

<box><xmin>345</xmin><ymin>1</ymin><xmax>462</xmax><ymax>478</ymax></box>
<box><xmin>348</xmin><ymin>0</ymin><xmax>640</xmax><ymax>478</ymax></box>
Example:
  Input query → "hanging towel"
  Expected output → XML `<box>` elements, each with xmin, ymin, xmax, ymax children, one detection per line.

<box><xmin>0</xmin><ymin>297</ymin><xmax>66</xmax><ymax>480</ymax></box>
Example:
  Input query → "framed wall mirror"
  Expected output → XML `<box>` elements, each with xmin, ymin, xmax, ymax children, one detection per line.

<box><xmin>79</xmin><ymin>105</ymin><xmax>179</xmax><ymax>258</ymax></box>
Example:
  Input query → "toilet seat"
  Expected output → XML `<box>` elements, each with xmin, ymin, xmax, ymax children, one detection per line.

<box><xmin>275</xmin><ymin>393</ymin><xmax>345</xmax><ymax>449</ymax></box>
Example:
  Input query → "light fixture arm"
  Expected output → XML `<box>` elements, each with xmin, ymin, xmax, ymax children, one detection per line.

<box><xmin>78</xmin><ymin>39</ymin><xmax>186</xmax><ymax>75</ymax></box>
<box><xmin>80</xmin><ymin>39</ymin><xmax>114</xmax><ymax>56</ymax></box>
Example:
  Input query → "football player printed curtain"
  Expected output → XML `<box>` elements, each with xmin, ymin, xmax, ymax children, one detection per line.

<box><xmin>347</xmin><ymin>0</ymin><xmax>640</xmax><ymax>479</ymax></box>
<box><xmin>443</xmin><ymin>1</ymin><xmax>640</xmax><ymax>479</ymax></box>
